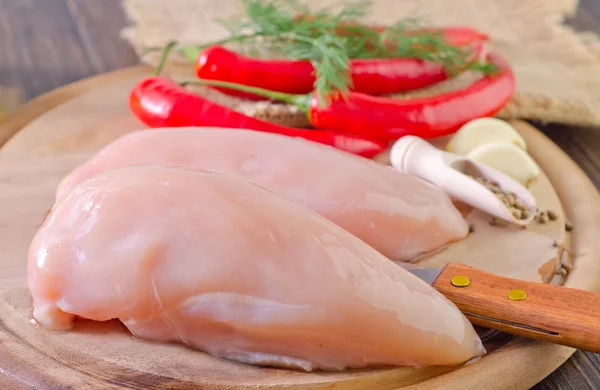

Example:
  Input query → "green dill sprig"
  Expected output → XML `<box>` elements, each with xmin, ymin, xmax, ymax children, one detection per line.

<box><xmin>178</xmin><ymin>0</ymin><xmax>495</xmax><ymax>104</ymax></box>
<box><xmin>217</xmin><ymin>0</ymin><xmax>367</xmax><ymax>102</ymax></box>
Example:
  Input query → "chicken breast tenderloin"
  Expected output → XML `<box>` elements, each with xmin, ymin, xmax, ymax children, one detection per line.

<box><xmin>56</xmin><ymin>127</ymin><xmax>469</xmax><ymax>262</ymax></box>
<box><xmin>30</xmin><ymin>165</ymin><xmax>484</xmax><ymax>371</ymax></box>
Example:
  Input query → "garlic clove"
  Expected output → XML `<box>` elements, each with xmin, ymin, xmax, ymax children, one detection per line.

<box><xmin>467</xmin><ymin>142</ymin><xmax>540</xmax><ymax>187</ymax></box>
<box><xmin>447</xmin><ymin>118</ymin><xmax>527</xmax><ymax>155</ymax></box>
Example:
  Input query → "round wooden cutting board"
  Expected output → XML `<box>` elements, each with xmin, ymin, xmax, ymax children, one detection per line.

<box><xmin>0</xmin><ymin>67</ymin><xmax>599</xmax><ymax>390</ymax></box>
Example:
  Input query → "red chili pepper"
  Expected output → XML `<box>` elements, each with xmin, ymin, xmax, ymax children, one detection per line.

<box><xmin>196</xmin><ymin>46</ymin><xmax>315</xmax><ymax>100</ymax></box>
<box><xmin>190</xmin><ymin>53</ymin><xmax>514</xmax><ymax>141</ymax></box>
<box><xmin>197</xmin><ymin>46</ymin><xmax>478</xmax><ymax>99</ymax></box>
<box><xmin>196</xmin><ymin>27</ymin><xmax>487</xmax><ymax>100</ymax></box>
<box><xmin>128</xmin><ymin>77</ymin><xmax>387</xmax><ymax>158</ymax></box>
<box><xmin>308</xmin><ymin>53</ymin><xmax>514</xmax><ymax>140</ymax></box>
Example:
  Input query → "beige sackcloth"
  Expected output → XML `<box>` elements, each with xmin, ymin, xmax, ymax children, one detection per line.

<box><xmin>120</xmin><ymin>0</ymin><xmax>600</xmax><ymax>128</ymax></box>
<box><xmin>0</xmin><ymin>87</ymin><xmax>23</xmax><ymax>121</ymax></box>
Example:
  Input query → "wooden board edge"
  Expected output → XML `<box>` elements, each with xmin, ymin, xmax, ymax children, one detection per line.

<box><xmin>402</xmin><ymin>120</ymin><xmax>600</xmax><ymax>389</ymax></box>
<box><xmin>0</xmin><ymin>65</ymin><xmax>150</xmax><ymax>149</ymax></box>
<box><xmin>511</xmin><ymin>121</ymin><xmax>600</xmax><ymax>294</ymax></box>
<box><xmin>403</xmin><ymin>340</ymin><xmax>575</xmax><ymax>390</ymax></box>
<box><xmin>0</xmin><ymin>72</ymin><xmax>596</xmax><ymax>389</ymax></box>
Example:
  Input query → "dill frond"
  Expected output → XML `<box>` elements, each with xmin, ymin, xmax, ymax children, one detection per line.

<box><xmin>209</xmin><ymin>0</ymin><xmax>495</xmax><ymax>102</ymax></box>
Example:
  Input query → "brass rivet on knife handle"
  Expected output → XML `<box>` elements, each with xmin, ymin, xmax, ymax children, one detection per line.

<box><xmin>434</xmin><ymin>264</ymin><xmax>600</xmax><ymax>353</ymax></box>
<box><xmin>451</xmin><ymin>275</ymin><xmax>470</xmax><ymax>287</ymax></box>
<box><xmin>508</xmin><ymin>289</ymin><xmax>527</xmax><ymax>301</ymax></box>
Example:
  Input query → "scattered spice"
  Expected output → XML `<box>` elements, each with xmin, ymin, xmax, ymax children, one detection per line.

<box><xmin>559</xmin><ymin>267</ymin><xmax>568</xmax><ymax>276</ymax></box>
<box><xmin>563</xmin><ymin>262</ymin><xmax>574</xmax><ymax>272</ymax></box>
<box><xmin>534</xmin><ymin>209</ymin><xmax>560</xmax><ymax>225</ymax></box>
<box><xmin>488</xmin><ymin>216</ymin><xmax>507</xmax><ymax>227</ymax></box>
<box><xmin>565</xmin><ymin>221</ymin><xmax>573</xmax><ymax>231</ymax></box>
<box><xmin>556</xmin><ymin>247</ymin><xmax>574</xmax><ymax>277</ymax></box>
<box><xmin>469</xmin><ymin>223</ymin><xmax>476</xmax><ymax>233</ymax></box>
<box><xmin>538</xmin><ymin>211</ymin><xmax>550</xmax><ymax>224</ymax></box>
<box><xmin>552</xmin><ymin>240</ymin><xmax>558</xmax><ymax>247</ymax></box>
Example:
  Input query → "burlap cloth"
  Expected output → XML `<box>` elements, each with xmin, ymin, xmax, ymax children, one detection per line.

<box><xmin>0</xmin><ymin>87</ymin><xmax>23</xmax><ymax>122</ymax></box>
<box><xmin>120</xmin><ymin>0</ymin><xmax>600</xmax><ymax>128</ymax></box>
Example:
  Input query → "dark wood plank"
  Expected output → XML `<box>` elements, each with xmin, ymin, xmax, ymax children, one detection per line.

<box><xmin>566</xmin><ymin>0</ymin><xmax>600</xmax><ymax>31</ymax></box>
<box><xmin>65</xmin><ymin>0</ymin><xmax>139</xmax><ymax>74</ymax></box>
<box><xmin>534</xmin><ymin>351</ymin><xmax>600</xmax><ymax>390</ymax></box>
<box><xmin>0</xmin><ymin>0</ymin><xmax>91</xmax><ymax>99</ymax></box>
<box><xmin>534</xmin><ymin>123</ymin><xmax>600</xmax><ymax>188</ymax></box>
<box><xmin>0</xmin><ymin>0</ymin><xmax>137</xmax><ymax>100</ymax></box>
<box><xmin>531</xmin><ymin>2</ymin><xmax>600</xmax><ymax>387</ymax></box>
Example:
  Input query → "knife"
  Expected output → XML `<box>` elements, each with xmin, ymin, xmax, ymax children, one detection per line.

<box><xmin>408</xmin><ymin>263</ymin><xmax>600</xmax><ymax>353</ymax></box>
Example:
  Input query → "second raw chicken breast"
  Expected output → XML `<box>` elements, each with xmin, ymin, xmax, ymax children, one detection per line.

<box><xmin>30</xmin><ymin>166</ymin><xmax>484</xmax><ymax>371</ymax></box>
<box><xmin>56</xmin><ymin>128</ymin><xmax>468</xmax><ymax>261</ymax></box>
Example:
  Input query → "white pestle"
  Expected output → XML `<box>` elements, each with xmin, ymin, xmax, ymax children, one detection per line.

<box><xmin>390</xmin><ymin>136</ymin><xmax>537</xmax><ymax>226</ymax></box>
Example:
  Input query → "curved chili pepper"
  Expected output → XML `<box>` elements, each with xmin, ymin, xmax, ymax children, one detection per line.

<box><xmin>197</xmin><ymin>46</ymin><xmax>315</xmax><ymax>100</ymax></box>
<box><xmin>128</xmin><ymin>77</ymin><xmax>387</xmax><ymax>158</ymax></box>
<box><xmin>197</xmin><ymin>46</ymin><xmax>472</xmax><ymax>99</ymax></box>
<box><xmin>196</xmin><ymin>26</ymin><xmax>487</xmax><ymax>100</ymax></box>
<box><xmin>189</xmin><ymin>53</ymin><xmax>514</xmax><ymax>141</ymax></box>
<box><xmin>307</xmin><ymin>53</ymin><xmax>514</xmax><ymax>140</ymax></box>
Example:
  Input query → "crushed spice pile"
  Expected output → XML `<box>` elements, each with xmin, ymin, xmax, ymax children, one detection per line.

<box><xmin>471</xmin><ymin>176</ymin><xmax>530</xmax><ymax>221</ymax></box>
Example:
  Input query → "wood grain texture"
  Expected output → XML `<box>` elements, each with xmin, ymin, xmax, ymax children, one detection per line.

<box><xmin>0</xmin><ymin>0</ymin><xmax>138</xmax><ymax>100</ymax></box>
<box><xmin>540</xmin><ymin>124</ymin><xmax>600</xmax><ymax>189</ymax></box>
<box><xmin>0</xmin><ymin>65</ymin><xmax>148</xmax><ymax>148</ymax></box>
<box><xmin>0</xmin><ymin>0</ymin><xmax>598</xmax><ymax>388</ymax></box>
<box><xmin>539</xmin><ymin>352</ymin><xmax>600</xmax><ymax>390</ymax></box>
<box><xmin>516</xmin><ymin>120</ymin><xmax>600</xmax><ymax>389</ymax></box>
<box><xmin>433</xmin><ymin>263</ymin><xmax>600</xmax><ymax>353</ymax></box>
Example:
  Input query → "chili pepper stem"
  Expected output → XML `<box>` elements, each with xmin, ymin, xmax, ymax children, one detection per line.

<box><xmin>180</xmin><ymin>79</ymin><xmax>312</xmax><ymax>113</ymax></box>
<box><xmin>143</xmin><ymin>33</ymin><xmax>261</xmax><ymax>61</ymax></box>
<box><xmin>154</xmin><ymin>41</ymin><xmax>178</xmax><ymax>76</ymax></box>
<box><xmin>181</xmin><ymin>33</ymin><xmax>264</xmax><ymax>62</ymax></box>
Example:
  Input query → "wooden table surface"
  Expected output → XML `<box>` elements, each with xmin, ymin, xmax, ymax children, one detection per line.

<box><xmin>0</xmin><ymin>0</ymin><xmax>599</xmax><ymax>389</ymax></box>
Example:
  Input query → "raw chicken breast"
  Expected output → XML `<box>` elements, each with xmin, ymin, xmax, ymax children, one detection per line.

<box><xmin>30</xmin><ymin>166</ymin><xmax>484</xmax><ymax>371</ymax></box>
<box><xmin>56</xmin><ymin>127</ymin><xmax>468</xmax><ymax>261</ymax></box>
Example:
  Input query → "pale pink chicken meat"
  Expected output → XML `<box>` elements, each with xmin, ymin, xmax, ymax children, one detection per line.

<box><xmin>30</xmin><ymin>166</ymin><xmax>484</xmax><ymax>371</ymax></box>
<box><xmin>56</xmin><ymin>127</ymin><xmax>469</xmax><ymax>261</ymax></box>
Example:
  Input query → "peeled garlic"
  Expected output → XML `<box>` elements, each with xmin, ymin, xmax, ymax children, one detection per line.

<box><xmin>447</xmin><ymin>118</ymin><xmax>527</xmax><ymax>155</ymax></box>
<box><xmin>467</xmin><ymin>142</ymin><xmax>540</xmax><ymax>187</ymax></box>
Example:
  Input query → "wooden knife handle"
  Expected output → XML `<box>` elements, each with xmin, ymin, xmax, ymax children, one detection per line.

<box><xmin>433</xmin><ymin>263</ymin><xmax>600</xmax><ymax>353</ymax></box>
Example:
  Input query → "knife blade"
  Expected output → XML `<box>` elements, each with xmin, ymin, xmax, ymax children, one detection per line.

<box><xmin>408</xmin><ymin>263</ymin><xmax>600</xmax><ymax>353</ymax></box>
